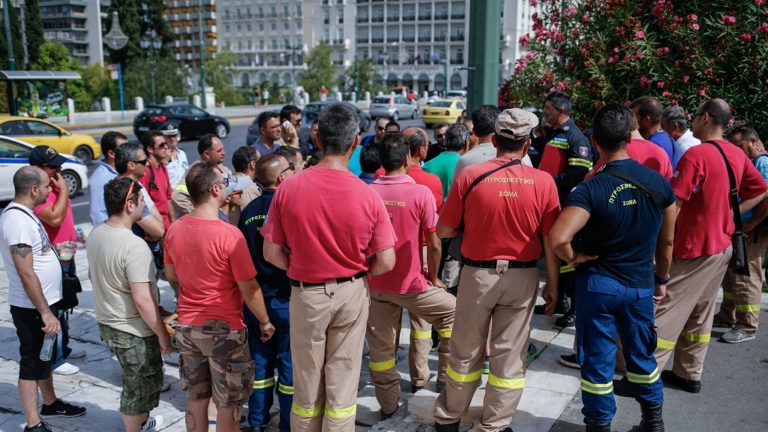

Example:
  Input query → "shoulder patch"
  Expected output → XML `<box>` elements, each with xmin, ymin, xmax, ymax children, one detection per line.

<box><xmin>578</xmin><ymin>146</ymin><xmax>589</xmax><ymax>158</ymax></box>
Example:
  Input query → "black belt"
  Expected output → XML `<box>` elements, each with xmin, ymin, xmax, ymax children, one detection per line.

<box><xmin>289</xmin><ymin>271</ymin><xmax>367</xmax><ymax>288</ymax></box>
<box><xmin>461</xmin><ymin>257</ymin><xmax>537</xmax><ymax>269</ymax></box>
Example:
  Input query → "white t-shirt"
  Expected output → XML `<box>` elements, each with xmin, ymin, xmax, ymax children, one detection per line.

<box><xmin>676</xmin><ymin>129</ymin><xmax>701</xmax><ymax>157</ymax></box>
<box><xmin>454</xmin><ymin>142</ymin><xmax>533</xmax><ymax>176</ymax></box>
<box><xmin>0</xmin><ymin>203</ymin><xmax>62</xmax><ymax>308</ymax></box>
<box><xmin>167</xmin><ymin>149</ymin><xmax>189</xmax><ymax>188</ymax></box>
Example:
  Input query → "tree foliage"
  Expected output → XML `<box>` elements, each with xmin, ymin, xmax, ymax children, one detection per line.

<box><xmin>31</xmin><ymin>42</ymin><xmax>89</xmax><ymax>111</ymax></box>
<box><xmin>299</xmin><ymin>42</ymin><xmax>337</xmax><ymax>101</ymax></box>
<box><xmin>343</xmin><ymin>58</ymin><xmax>382</xmax><ymax>96</ymax></box>
<box><xmin>204</xmin><ymin>50</ymin><xmax>245</xmax><ymax>106</ymax></box>
<box><xmin>501</xmin><ymin>0</ymin><xmax>768</xmax><ymax>137</ymax></box>
<box><xmin>24</xmin><ymin>0</ymin><xmax>45</xmax><ymax>67</ymax></box>
<box><xmin>104</xmin><ymin>0</ymin><xmax>174</xmax><ymax>67</ymax></box>
<box><xmin>121</xmin><ymin>57</ymin><xmax>185</xmax><ymax>105</ymax></box>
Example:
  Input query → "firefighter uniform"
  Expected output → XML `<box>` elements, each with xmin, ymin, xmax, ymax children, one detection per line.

<box><xmin>261</xmin><ymin>164</ymin><xmax>397</xmax><ymax>432</ymax></box>
<box><xmin>565</xmin><ymin>159</ymin><xmax>675</xmax><ymax>428</ymax></box>
<box><xmin>433</xmin><ymin>109</ymin><xmax>561</xmax><ymax>432</ymax></box>
<box><xmin>239</xmin><ymin>188</ymin><xmax>293</xmax><ymax>431</ymax></box>
<box><xmin>538</xmin><ymin>118</ymin><xmax>593</xmax><ymax>320</ymax></box>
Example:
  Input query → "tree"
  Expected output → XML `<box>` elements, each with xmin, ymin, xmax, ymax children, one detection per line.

<box><xmin>204</xmin><ymin>50</ymin><xmax>245</xmax><ymax>106</ymax></box>
<box><xmin>24</xmin><ymin>0</ymin><xmax>45</xmax><ymax>66</ymax></box>
<box><xmin>122</xmin><ymin>57</ymin><xmax>185</xmax><ymax>105</ymax></box>
<box><xmin>0</xmin><ymin>4</ymin><xmax>24</xmax><ymax>68</ymax></box>
<box><xmin>501</xmin><ymin>0</ymin><xmax>768</xmax><ymax>138</ymax></box>
<box><xmin>344</xmin><ymin>58</ymin><xmax>382</xmax><ymax>96</ymax></box>
<box><xmin>82</xmin><ymin>64</ymin><xmax>117</xmax><ymax>108</ymax></box>
<box><xmin>299</xmin><ymin>42</ymin><xmax>337</xmax><ymax>101</ymax></box>
<box><xmin>31</xmin><ymin>42</ymin><xmax>89</xmax><ymax>111</ymax></box>
<box><xmin>104</xmin><ymin>0</ymin><xmax>174</xmax><ymax>67</ymax></box>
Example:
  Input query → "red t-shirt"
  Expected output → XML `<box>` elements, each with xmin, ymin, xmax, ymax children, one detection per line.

<box><xmin>440</xmin><ymin>157</ymin><xmax>561</xmax><ymax>261</ymax></box>
<box><xmin>368</xmin><ymin>175</ymin><xmax>437</xmax><ymax>294</ymax></box>
<box><xmin>588</xmin><ymin>139</ymin><xmax>673</xmax><ymax>180</ymax></box>
<box><xmin>139</xmin><ymin>162</ymin><xmax>173</xmax><ymax>229</ymax></box>
<box><xmin>261</xmin><ymin>166</ymin><xmax>397</xmax><ymax>283</ymax></box>
<box><xmin>164</xmin><ymin>216</ymin><xmax>257</xmax><ymax>329</ymax></box>
<box><xmin>408</xmin><ymin>164</ymin><xmax>444</xmax><ymax>210</ymax></box>
<box><xmin>34</xmin><ymin>186</ymin><xmax>76</xmax><ymax>244</ymax></box>
<box><xmin>671</xmin><ymin>139</ymin><xmax>768</xmax><ymax>259</ymax></box>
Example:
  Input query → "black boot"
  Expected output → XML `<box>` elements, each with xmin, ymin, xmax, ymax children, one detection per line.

<box><xmin>433</xmin><ymin>421</ymin><xmax>460</xmax><ymax>432</ymax></box>
<box><xmin>639</xmin><ymin>404</ymin><xmax>664</xmax><ymax>432</ymax></box>
<box><xmin>585</xmin><ymin>422</ymin><xmax>611</xmax><ymax>432</ymax></box>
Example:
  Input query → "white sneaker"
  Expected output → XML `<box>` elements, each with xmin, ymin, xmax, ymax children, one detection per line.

<box><xmin>140</xmin><ymin>415</ymin><xmax>164</xmax><ymax>431</ymax></box>
<box><xmin>66</xmin><ymin>349</ymin><xmax>86</xmax><ymax>360</ymax></box>
<box><xmin>52</xmin><ymin>362</ymin><xmax>79</xmax><ymax>375</ymax></box>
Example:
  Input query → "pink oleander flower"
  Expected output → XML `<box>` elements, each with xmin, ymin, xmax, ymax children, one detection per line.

<box><xmin>683</xmin><ymin>75</ymin><xmax>690</xmax><ymax>83</ymax></box>
<box><xmin>640</xmin><ymin>75</ymin><xmax>650</xmax><ymax>88</ymax></box>
<box><xmin>608</xmin><ymin>56</ymin><xmax>616</xmax><ymax>64</ymax></box>
<box><xmin>657</xmin><ymin>81</ymin><xmax>665</xmax><ymax>89</ymax></box>
<box><xmin>698</xmin><ymin>87</ymin><xmax>707</xmax><ymax>96</ymax></box>
<box><xmin>690</xmin><ymin>23</ymin><xmax>700</xmax><ymax>31</ymax></box>
<box><xmin>662</xmin><ymin>90</ymin><xmax>671</xmax><ymax>98</ymax></box>
<box><xmin>740</xmin><ymin>32</ymin><xmax>753</xmax><ymax>42</ymax></box>
<box><xmin>635</xmin><ymin>30</ymin><xmax>646</xmax><ymax>39</ymax></box>
<box><xmin>757</xmin><ymin>0</ymin><xmax>765</xmax><ymax>6</ymax></box>
<box><xmin>613</xmin><ymin>47</ymin><xmax>620</xmax><ymax>53</ymax></box>
<box><xmin>529</xmin><ymin>0</ymin><xmax>537</xmax><ymax>6</ymax></box>
<box><xmin>635</xmin><ymin>50</ymin><xmax>645</xmax><ymax>60</ymax></box>
<box><xmin>582</xmin><ymin>14</ymin><xmax>591</xmax><ymax>24</ymax></box>
<box><xmin>564</xmin><ymin>5</ymin><xmax>578</xmax><ymax>17</ymax></box>
<box><xmin>722</xmin><ymin>15</ymin><xmax>737</xmax><ymax>26</ymax></box>
<box><xmin>687</xmin><ymin>14</ymin><xmax>698</xmax><ymax>21</ymax></box>
<box><xmin>758</xmin><ymin>23</ymin><xmax>768</xmax><ymax>33</ymax></box>
<box><xmin>519</xmin><ymin>34</ymin><xmax>531</xmax><ymax>48</ymax></box>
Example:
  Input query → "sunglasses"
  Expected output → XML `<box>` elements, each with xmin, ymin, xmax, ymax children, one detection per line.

<box><xmin>435</xmin><ymin>134</ymin><xmax>445</xmax><ymax>139</ymax></box>
<box><xmin>688</xmin><ymin>112</ymin><xmax>706</xmax><ymax>121</ymax></box>
<box><xmin>279</xmin><ymin>162</ymin><xmax>296</xmax><ymax>175</ymax></box>
<box><xmin>376</xmin><ymin>126</ymin><xmax>386</xmax><ymax>131</ymax></box>
<box><xmin>132</xmin><ymin>159</ymin><xmax>149</xmax><ymax>166</ymax></box>
<box><xmin>155</xmin><ymin>142</ymin><xmax>168</xmax><ymax>148</ymax></box>
<box><xmin>216</xmin><ymin>177</ymin><xmax>236</xmax><ymax>188</ymax></box>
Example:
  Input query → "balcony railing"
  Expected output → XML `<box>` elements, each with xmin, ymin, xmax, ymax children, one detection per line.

<box><xmin>402</xmin><ymin>36</ymin><xmax>415</xmax><ymax>42</ymax></box>
<box><xmin>387</xmin><ymin>36</ymin><xmax>399</xmax><ymax>42</ymax></box>
<box><xmin>435</xmin><ymin>13</ymin><xmax>449</xmax><ymax>20</ymax></box>
<box><xmin>371</xmin><ymin>37</ymin><xmax>384</xmax><ymax>43</ymax></box>
<box><xmin>403</xmin><ymin>15</ymin><xmax>415</xmax><ymax>21</ymax></box>
<box><xmin>418</xmin><ymin>14</ymin><xmax>431</xmax><ymax>20</ymax></box>
<box><xmin>357</xmin><ymin>37</ymin><xmax>369</xmax><ymax>43</ymax></box>
<box><xmin>450</xmin><ymin>35</ymin><xmax>464</xmax><ymax>41</ymax></box>
<box><xmin>434</xmin><ymin>35</ymin><xmax>446</xmax><ymax>41</ymax></box>
<box><xmin>371</xmin><ymin>16</ymin><xmax>384</xmax><ymax>22</ymax></box>
<box><xmin>418</xmin><ymin>35</ymin><xmax>431</xmax><ymax>42</ymax></box>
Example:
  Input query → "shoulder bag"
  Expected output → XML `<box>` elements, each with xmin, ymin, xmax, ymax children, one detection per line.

<box><xmin>706</xmin><ymin>140</ymin><xmax>750</xmax><ymax>276</ymax></box>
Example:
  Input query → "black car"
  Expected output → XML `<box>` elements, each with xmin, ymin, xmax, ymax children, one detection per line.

<box><xmin>133</xmin><ymin>104</ymin><xmax>230</xmax><ymax>141</ymax></box>
<box><xmin>302</xmin><ymin>101</ymin><xmax>372</xmax><ymax>132</ymax></box>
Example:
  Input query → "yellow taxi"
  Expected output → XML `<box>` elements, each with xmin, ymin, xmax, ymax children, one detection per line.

<box><xmin>0</xmin><ymin>117</ymin><xmax>101</xmax><ymax>164</ymax></box>
<box><xmin>422</xmin><ymin>99</ymin><xmax>467</xmax><ymax>128</ymax></box>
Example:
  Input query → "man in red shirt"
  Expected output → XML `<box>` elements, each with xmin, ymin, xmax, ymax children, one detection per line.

<box><xmin>140</xmin><ymin>131</ymin><xmax>173</xmax><ymax>229</ymax></box>
<box><xmin>589</xmin><ymin>114</ymin><xmax>673</xmax><ymax>180</ymax></box>
<box><xmin>164</xmin><ymin>162</ymin><xmax>274</xmax><ymax>432</ymax></box>
<box><xmin>367</xmin><ymin>134</ymin><xmax>455</xmax><ymax>417</ymax></box>
<box><xmin>262</xmin><ymin>103</ymin><xmax>396</xmax><ymax>432</ymax></box>
<box><xmin>402</xmin><ymin>127</ymin><xmax>444</xmax><ymax>391</ymax></box>
<box><xmin>650</xmin><ymin>99</ymin><xmax>767</xmax><ymax>394</ymax></box>
<box><xmin>433</xmin><ymin>109</ymin><xmax>561</xmax><ymax>432</ymax></box>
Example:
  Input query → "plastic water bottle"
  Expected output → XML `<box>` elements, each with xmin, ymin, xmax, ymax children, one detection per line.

<box><xmin>75</xmin><ymin>227</ymin><xmax>85</xmax><ymax>250</ymax></box>
<box><xmin>40</xmin><ymin>333</ymin><xmax>56</xmax><ymax>361</ymax></box>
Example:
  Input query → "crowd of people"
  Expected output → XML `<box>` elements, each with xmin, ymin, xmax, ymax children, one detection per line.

<box><xmin>1</xmin><ymin>93</ymin><xmax>766</xmax><ymax>432</ymax></box>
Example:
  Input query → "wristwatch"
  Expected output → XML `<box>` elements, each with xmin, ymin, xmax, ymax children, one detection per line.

<box><xmin>654</xmin><ymin>273</ymin><xmax>671</xmax><ymax>285</ymax></box>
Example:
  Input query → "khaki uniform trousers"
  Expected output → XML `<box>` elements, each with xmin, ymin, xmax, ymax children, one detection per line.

<box><xmin>717</xmin><ymin>229</ymin><xmax>768</xmax><ymax>335</ymax></box>
<box><xmin>434</xmin><ymin>265</ymin><xmax>538</xmax><ymax>432</ymax></box>
<box><xmin>654</xmin><ymin>248</ymin><xmax>731</xmax><ymax>381</ymax></box>
<box><xmin>289</xmin><ymin>277</ymin><xmax>369</xmax><ymax>432</ymax></box>
<box><xmin>367</xmin><ymin>286</ymin><xmax>456</xmax><ymax>414</ymax></box>
<box><xmin>408</xmin><ymin>313</ymin><xmax>434</xmax><ymax>387</ymax></box>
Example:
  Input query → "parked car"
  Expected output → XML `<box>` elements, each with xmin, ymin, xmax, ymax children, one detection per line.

<box><xmin>0</xmin><ymin>135</ymin><xmax>88</xmax><ymax>200</ymax></box>
<box><xmin>133</xmin><ymin>104</ymin><xmax>230</xmax><ymax>141</ymax></box>
<box><xmin>445</xmin><ymin>90</ymin><xmax>467</xmax><ymax>99</ymax></box>
<box><xmin>0</xmin><ymin>117</ymin><xmax>101</xmax><ymax>165</ymax></box>
<box><xmin>369</xmin><ymin>96</ymin><xmax>418</xmax><ymax>121</ymax></box>
<box><xmin>422</xmin><ymin>99</ymin><xmax>467</xmax><ymax>128</ymax></box>
<box><xmin>302</xmin><ymin>102</ymin><xmax>372</xmax><ymax>131</ymax></box>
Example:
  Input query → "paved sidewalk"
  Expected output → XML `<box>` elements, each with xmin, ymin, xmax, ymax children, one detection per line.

<box><xmin>0</xmin><ymin>223</ymin><xmax>766</xmax><ymax>431</ymax></box>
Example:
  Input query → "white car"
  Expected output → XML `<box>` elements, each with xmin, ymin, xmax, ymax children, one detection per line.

<box><xmin>0</xmin><ymin>135</ymin><xmax>89</xmax><ymax>201</ymax></box>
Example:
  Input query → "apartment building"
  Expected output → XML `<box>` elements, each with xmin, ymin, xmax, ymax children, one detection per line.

<box><xmin>39</xmin><ymin>0</ymin><xmax>106</xmax><ymax>66</ymax></box>
<box><xmin>163</xmin><ymin>0</ymin><xmax>218</xmax><ymax>69</ymax></box>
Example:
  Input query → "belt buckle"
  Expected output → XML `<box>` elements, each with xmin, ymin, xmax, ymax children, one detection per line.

<box><xmin>496</xmin><ymin>259</ymin><xmax>509</xmax><ymax>275</ymax></box>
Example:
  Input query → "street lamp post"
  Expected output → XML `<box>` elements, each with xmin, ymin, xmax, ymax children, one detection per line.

<box><xmin>198</xmin><ymin>0</ymin><xmax>206</xmax><ymax>109</ymax></box>
<box><xmin>140</xmin><ymin>30</ymin><xmax>162</xmax><ymax>104</ymax></box>
<box><xmin>1</xmin><ymin>0</ymin><xmax>17</xmax><ymax>115</ymax></box>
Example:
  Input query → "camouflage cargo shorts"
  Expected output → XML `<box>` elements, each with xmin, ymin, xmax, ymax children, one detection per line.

<box><xmin>99</xmin><ymin>324</ymin><xmax>163</xmax><ymax>416</ymax></box>
<box><xmin>176</xmin><ymin>320</ymin><xmax>254</xmax><ymax>409</ymax></box>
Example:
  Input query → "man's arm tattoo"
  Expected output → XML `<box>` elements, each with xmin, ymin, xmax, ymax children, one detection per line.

<box><xmin>10</xmin><ymin>244</ymin><xmax>32</xmax><ymax>258</ymax></box>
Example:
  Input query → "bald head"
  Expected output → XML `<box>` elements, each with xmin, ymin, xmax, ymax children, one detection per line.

<box><xmin>14</xmin><ymin>166</ymin><xmax>45</xmax><ymax>196</ymax></box>
<box><xmin>700</xmin><ymin>98</ymin><xmax>732</xmax><ymax>127</ymax></box>
<box><xmin>255</xmin><ymin>154</ymin><xmax>289</xmax><ymax>188</ymax></box>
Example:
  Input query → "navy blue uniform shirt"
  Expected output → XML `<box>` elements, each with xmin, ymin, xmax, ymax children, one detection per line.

<box><xmin>238</xmin><ymin>188</ymin><xmax>291</xmax><ymax>301</ymax></box>
<box><xmin>566</xmin><ymin>159</ymin><xmax>674</xmax><ymax>288</ymax></box>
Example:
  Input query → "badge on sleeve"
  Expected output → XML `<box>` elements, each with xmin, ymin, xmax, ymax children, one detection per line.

<box><xmin>578</xmin><ymin>146</ymin><xmax>589</xmax><ymax>158</ymax></box>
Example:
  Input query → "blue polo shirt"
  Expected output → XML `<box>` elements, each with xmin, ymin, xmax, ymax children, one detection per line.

<box><xmin>238</xmin><ymin>187</ymin><xmax>291</xmax><ymax>304</ymax></box>
<box><xmin>566</xmin><ymin>159</ymin><xmax>675</xmax><ymax>288</ymax></box>
<box><xmin>88</xmin><ymin>161</ymin><xmax>118</xmax><ymax>226</ymax></box>
<box><xmin>649</xmin><ymin>130</ymin><xmax>678</xmax><ymax>168</ymax></box>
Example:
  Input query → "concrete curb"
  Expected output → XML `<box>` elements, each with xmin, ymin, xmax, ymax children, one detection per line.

<box><xmin>62</xmin><ymin>114</ymin><xmax>256</xmax><ymax>132</ymax></box>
